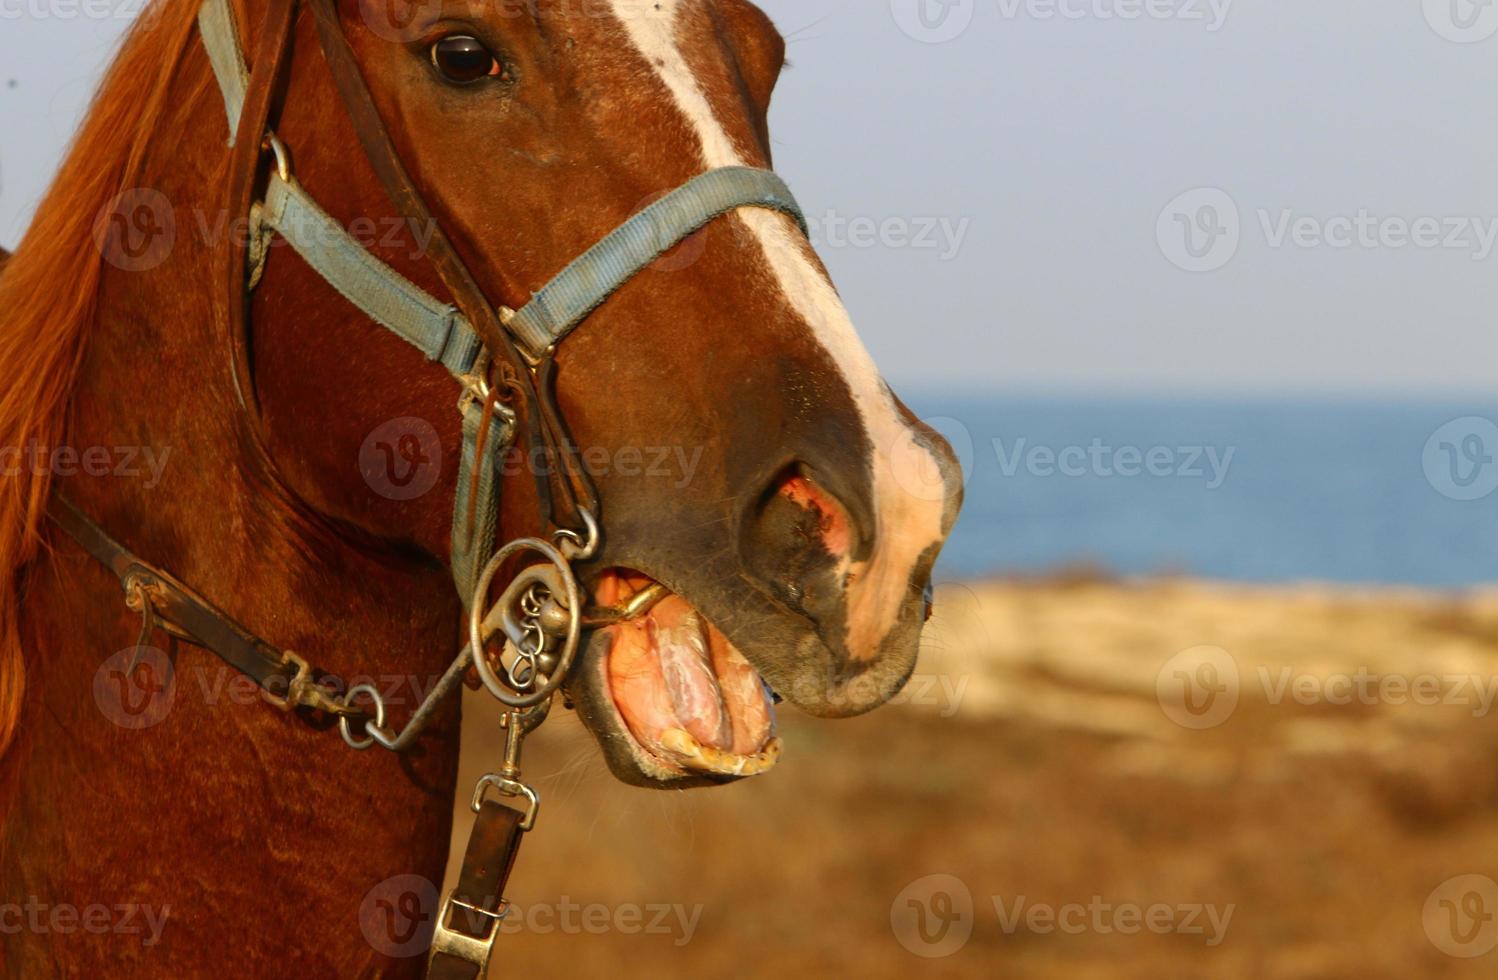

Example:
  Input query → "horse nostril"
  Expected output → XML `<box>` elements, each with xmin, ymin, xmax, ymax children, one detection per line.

<box><xmin>740</xmin><ymin>464</ymin><xmax>872</xmax><ymax>620</ymax></box>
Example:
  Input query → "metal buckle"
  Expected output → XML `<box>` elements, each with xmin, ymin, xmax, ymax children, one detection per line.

<box><xmin>430</xmin><ymin>893</ymin><xmax>508</xmax><ymax>971</ymax></box>
<box><xmin>260</xmin><ymin>651</ymin><xmax>311</xmax><ymax>712</ymax></box>
<box><xmin>457</xmin><ymin>370</ymin><xmax>493</xmax><ymax>414</ymax></box>
<box><xmin>472</xmin><ymin>773</ymin><xmax>540</xmax><ymax>832</ymax></box>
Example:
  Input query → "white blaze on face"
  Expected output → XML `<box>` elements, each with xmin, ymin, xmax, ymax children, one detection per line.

<box><xmin>608</xmin><ymin>0</ymin><xmax>954</xmax><ymax>660</ymax></box>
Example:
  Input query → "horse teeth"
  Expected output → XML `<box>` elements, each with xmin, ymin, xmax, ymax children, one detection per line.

<box><xmin>660</xmin><ymin>729</ymin><xmax>782</xmax><ymax>777</ymax></box>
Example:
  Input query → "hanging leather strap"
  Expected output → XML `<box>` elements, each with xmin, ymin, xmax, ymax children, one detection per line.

<box><xmin>427</xmin><ymin>801</ymin><xmax>527</xmax><ymax>980</ymax></box>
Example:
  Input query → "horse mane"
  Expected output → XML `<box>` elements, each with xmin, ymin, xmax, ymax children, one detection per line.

<box><xmin>0</xmin><ymin>0</ymin><xmax>229</xmax><ymax>758</ymax></box>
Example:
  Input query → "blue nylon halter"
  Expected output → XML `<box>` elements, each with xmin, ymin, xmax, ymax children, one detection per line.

<box><xmin>200</xmin><ymin>0</ymin><xmax>808</xmax><ymax>603</ymax></box>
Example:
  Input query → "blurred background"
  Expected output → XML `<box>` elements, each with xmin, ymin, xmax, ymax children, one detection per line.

<box><xmin>6</xmin><ymin>1</ymin><xmax>1498</xmax><ymax>976</ymax></box>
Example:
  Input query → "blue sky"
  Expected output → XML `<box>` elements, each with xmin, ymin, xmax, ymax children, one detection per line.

<box><xmin>3</xmin><ymin>0</ymin><xmax>1495</xmax><ymax>397</ymax></box>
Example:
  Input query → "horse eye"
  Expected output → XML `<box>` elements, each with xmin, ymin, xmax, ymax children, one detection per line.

<box><xmin>430</xmin><ymin>35</ymin><xmax>502</xmax><ymax>85</ymax></box>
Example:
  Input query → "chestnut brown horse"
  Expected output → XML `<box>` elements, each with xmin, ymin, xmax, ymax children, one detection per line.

<box><xmin>0</xmin><ymin>0</ymin><xmax>961</xmax><ymax>975</ymax></box>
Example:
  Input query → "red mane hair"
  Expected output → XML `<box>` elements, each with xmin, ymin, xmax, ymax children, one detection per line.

<box><xmin>0</xmin><ymin>0</ymin><xmax>226</xmax><ymax>756</ymax></box>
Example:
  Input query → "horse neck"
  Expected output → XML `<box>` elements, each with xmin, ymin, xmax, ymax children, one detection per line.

<box><xmin>0</xmin><ymin>74</ymin><xmax>464</xmax><ymax>977</ymax></box>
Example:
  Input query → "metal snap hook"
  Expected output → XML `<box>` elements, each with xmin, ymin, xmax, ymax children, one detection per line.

<box><xmin>553</xmin><ymin>507</ymin><xmax>600</xmax><ymax>562</ymax></box>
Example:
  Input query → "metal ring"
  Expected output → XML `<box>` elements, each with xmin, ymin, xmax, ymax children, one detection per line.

<box><xmin>262</xmin><ymin>132</ymin><xmax>291</xmax><ymax>183</ymax></box>
<box><xmin>468</xmin><ymin>538</ymin><xmax>582</xmax><ymax>709</ymax></box>
<box><xmin>338</xmin><ymin>683</ymin><xmax>387</xmax><ymax>751</ymax></box>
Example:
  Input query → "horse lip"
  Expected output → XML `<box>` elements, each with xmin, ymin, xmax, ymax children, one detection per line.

<box><xmin>568</xmin><ymin>569</ymin><xmax>781</xmax><ymax>785</ymax></box>
<box><xmin>566</xmin><ymin>628</ymin><xmax>752</xmax><ymax>788</ymax></box>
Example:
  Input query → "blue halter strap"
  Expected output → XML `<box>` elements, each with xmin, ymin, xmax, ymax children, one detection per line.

<box><xmin>196</xmin><ymin>0</ymin><xmax>807</xmax><ymax>604</ymax></box>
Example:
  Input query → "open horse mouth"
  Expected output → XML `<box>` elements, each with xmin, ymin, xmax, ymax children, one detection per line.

<box><xmin>580</xmin><ymin>570</ymin><xmax>782</xmax><ymax>784</ymax></box>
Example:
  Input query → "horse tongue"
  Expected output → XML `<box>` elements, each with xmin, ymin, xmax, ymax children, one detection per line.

<box><xmin>649</xmin><ymin>608</ymin><xmax>732</xmax><ymax>750</ymax></box>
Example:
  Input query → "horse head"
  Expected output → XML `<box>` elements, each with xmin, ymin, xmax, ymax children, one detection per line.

<box><xmin>246</xmin><ymin>0</ymin><xmax>963</xmax><ymax>785</ymax></box>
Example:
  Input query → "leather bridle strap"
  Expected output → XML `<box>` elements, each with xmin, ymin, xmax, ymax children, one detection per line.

<box><xmin>222</xmin><ymin>0</ymin><xmax>298</xmax><ymax>424</ymax></box>
<box><xmin>427</xmin><ymin>801</ymin><xmax>525</xmax><ymax>980</ymax></box>
<box><xmin>46</xmin><ymin>497</ymin><xmax>352</xmax><ymax>716</ymax></box>
<box><xmin>300</xmin><ymin>0</ymin><xmax>566</xmax><ymax>583</ymax></box>
<box><xmin>47</xmin><ymin>5</ymin><xmax>812</xmax><ymax>975</ymax></box>
<box><xmin>217</xmin><ymin>0</ymin><xmax>802</xmax><ymax>599</ymax></box>
<box><xmin>307</xmin><ymin>0</ymin><xmax>518</xmax><ymax>366</ymax></box>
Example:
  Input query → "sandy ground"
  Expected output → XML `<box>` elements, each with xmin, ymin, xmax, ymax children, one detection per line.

<box><xmin>443</xmin><ymin>576</ymin><xmax>1498</xmax><ymax>979</ymax></box>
